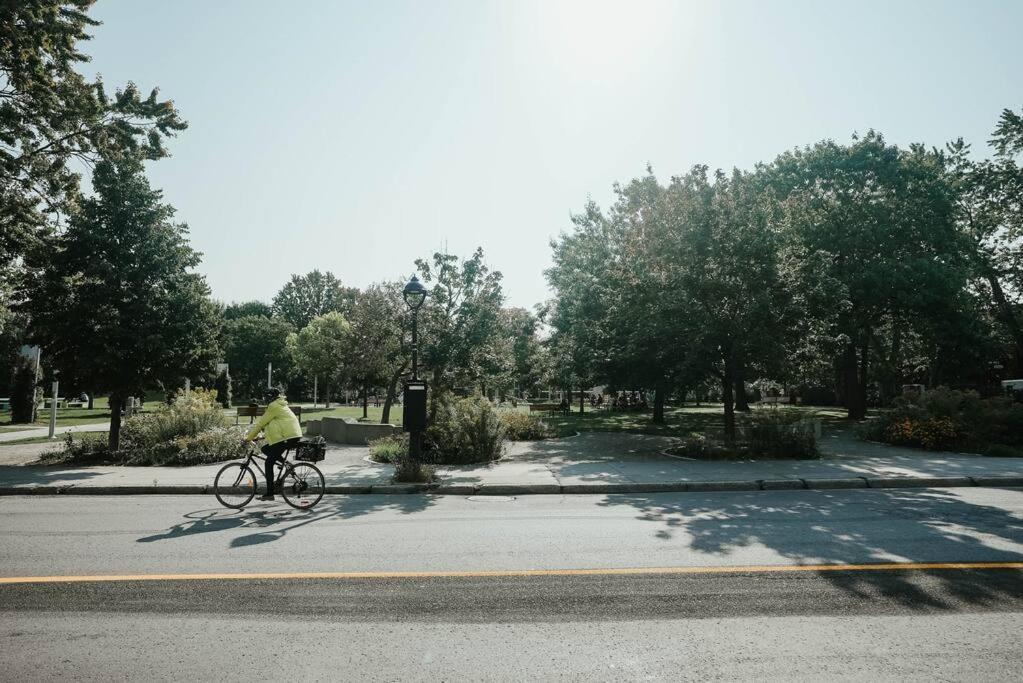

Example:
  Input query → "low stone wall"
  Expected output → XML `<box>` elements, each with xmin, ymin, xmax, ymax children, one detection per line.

<box><xmin>305</xmin><ymin>417</ymin><xmax>400</xmax><ymax>445</ymax></box>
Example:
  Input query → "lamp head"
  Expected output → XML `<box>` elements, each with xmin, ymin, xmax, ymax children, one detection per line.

<box><xmin>403</xmin><ymin>274</ymin><xmax>428</xmax><ymax>311</ymax></box>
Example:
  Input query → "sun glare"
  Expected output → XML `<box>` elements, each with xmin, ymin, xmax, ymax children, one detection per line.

<box><xmin>539</xmin><ymin>0</ymin><xmax>677</xmax><ymax>75</ymax></box>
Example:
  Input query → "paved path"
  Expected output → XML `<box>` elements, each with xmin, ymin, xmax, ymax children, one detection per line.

<box><xmin>3</xmin><ymin>428</ymin><xmax>1021</xmax><ymax>491</ymax></box>
<box><xmin>1</xmin><ymin>490</ymin><xmax>1021</xmax><ymax>680</ymax></box>
<box><xmin>0</xmin><ymin>421</ymin><xmax>108</xmax><ymax>444</ymax></box>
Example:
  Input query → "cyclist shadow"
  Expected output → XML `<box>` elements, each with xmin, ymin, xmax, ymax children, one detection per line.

<box><xmin>136</xmin><ymin>507</ymin><xmax>295</xmax><ymax>544</ymax></box>
<box><xmin>137</xmin><ymin>495</ymin><xmax>436</xmax><ymax>547</ymax></box>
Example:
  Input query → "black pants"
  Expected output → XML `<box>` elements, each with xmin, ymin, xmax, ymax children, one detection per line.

<box><xmin>262</xmin><ymin>437</ymin><xmax>301</xmax><ymax>494</ymax></box>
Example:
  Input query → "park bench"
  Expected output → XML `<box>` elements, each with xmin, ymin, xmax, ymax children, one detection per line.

<box><xmin>528</xmin><ymin>402</ymin><xmax>568</xmax><ymax>415</ymax></box>
<box><xmin>235</xmin><ymin>404</ymin><xmax>303</xmax><ymax>425</ymax></box>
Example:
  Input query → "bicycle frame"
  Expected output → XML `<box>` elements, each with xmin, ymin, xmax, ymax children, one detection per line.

<box><xmin>239</xmin><ymin>443</ymin><xmax>298</xmax><ymax>490</ymax></box>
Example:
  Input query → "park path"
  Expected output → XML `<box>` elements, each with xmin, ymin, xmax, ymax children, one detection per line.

<box><xmin>0</xmin><ymin>427</ymin><xmax>1021</xmax><ymax>490</ymax></box>
<box><xmin>0</xmin><ymin>422</ymin><xmax>109</xmax><ymax>444</ymax></box>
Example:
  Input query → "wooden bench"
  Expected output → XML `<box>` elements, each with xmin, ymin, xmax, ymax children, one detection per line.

<box><xmin>528</xmin><ymin>403</ymin><xmax>568</xmax><ymax>415</ymax></box>
<box><xmin>236</xmin><ymin>405</ymin><xmax>303</xmax><ymax>425</ymax></box>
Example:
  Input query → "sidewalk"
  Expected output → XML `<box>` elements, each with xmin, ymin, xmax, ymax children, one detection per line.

<box><xmin>1</xmin><ymin>429</ymin><xmax>1021</xmax><ymax>495</ymax></box>
<box><xmin>0</xmin><ymin>422</ymin><xmax>109</xmax><ymax>444</ymax></box>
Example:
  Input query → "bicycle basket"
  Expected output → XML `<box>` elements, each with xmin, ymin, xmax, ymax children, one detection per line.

<box><xmin>295</xmin><ymin>436</ymin><xmax>326</xmax><ymax>462</ymax></box>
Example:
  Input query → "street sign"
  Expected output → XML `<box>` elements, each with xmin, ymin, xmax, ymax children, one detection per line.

<box><xmin>403</xmin><ymin>380</ymin><xmax>428</xmax><ymax>432</ymax></box>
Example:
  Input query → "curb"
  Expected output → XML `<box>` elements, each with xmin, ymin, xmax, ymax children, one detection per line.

<box><xmin>0</xmin><ymin>475</ymin><xmax>1021</xmax><ymax>497</ymax></box>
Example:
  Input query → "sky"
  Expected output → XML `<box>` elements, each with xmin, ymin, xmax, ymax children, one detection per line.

<box><xmin>82</xmin><ymin>0</ymin><xmax>1023</xmax><ymax>310</ymax></box>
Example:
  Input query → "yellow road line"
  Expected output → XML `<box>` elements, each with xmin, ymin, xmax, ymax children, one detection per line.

<box><xmin>1</xmin><ymin>562</ymin><xmax>1022</xmax><ymax>585</ymax></box>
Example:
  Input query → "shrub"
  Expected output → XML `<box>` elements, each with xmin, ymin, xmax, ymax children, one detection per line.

<box><xmin>49</xmin><ymin>387</ymin><xmax>246</xmax><ymax>466</ymax></box>
<box><xmin>861</xmin><ymin>386</ymin><xmax>1023</xmax><ymax>453</ymax></box>
<box><xmin>984</xmin><ymin>443</ymin><xmax>1023</xmax><ymax>458</ymax></box>
<box><xmin>10</xmin><ymin>356</ymin><xmax>37</xmax><ymax>424</ymax></box>
<box><xmin>746</xmin><ymin>411</ymin><xmax>819</xmax><ymax>459</ymax></box>
<box><xmin>668</xmin><ymin>435</ymin><xmax>745</xmax><ymax>460</ymax></box>
<box><xmin>500</xmin><ymin>410</ymin><xmax>554</xmax><ymax>441</ymax></box>
<box><xmin>41</xmin><ymin>432</ymin><xmax>117</xmax><ymax>465</ymax></box>
<box><xmin>425</xmin><ymin>393</ymin><xmax>505</xmax><ymax>464</ymax></box>
<box><xmin>369</xmin><ymin>433</ymin><xmax>408</xmax><ymax>463</ymax></box>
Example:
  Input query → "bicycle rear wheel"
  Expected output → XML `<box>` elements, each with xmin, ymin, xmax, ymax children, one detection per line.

<box><xmin>280</xmin><ymin>462</ymin><xmax>325</xmax><ymax>509</ymax></box>
<box><xmin>214</xmin><ymin>462</ymin><xmax>257</xmax><ymax>509</ymax></box>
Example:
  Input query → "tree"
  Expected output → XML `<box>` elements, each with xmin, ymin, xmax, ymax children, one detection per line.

<box><xmin>24</xmin><ymin>160</ymin><xmax>220</xmax><ymax>449</ymax></box>
<box><xmin>224</xmin><ymin>300</ymin><xmax>272</xmax><ymax>320</ymax></box>
<box><xmin>272</xmin><ymin>270</ymin><xmax>358</xmax><ymax>330</ymax></box>
<box><xmin>415</xmin><ymin>249</ymin><xmax>504</xmax><ymax>413</ymax></box>
<box><xmin>770</xmin><ymin>133</ymin><xmax>964</xmax><ymax>419</ymax></box>
<box><xmin>287</xmin><ymin>312</ymin><xmax>350</xmax><ymax>408</ymax></box>
<box><xmin>223</xmin><ymin>315</ymin><xmax>294</xmax><ymax>402</ymax></box>
<box><xmin>9</xmin><ymin>355</ymin><xmax>38</xmax><ymax>424</ymax></box>
<box><xmin>947</xmin><ymin>107</ymin><xmax>1023</xmax><ymax>375</ymax></box>
<box><xmin>1</xmin><ymin>1</ymin><xmax>186</xmax><ymax>324</ymax></box>
<box><xmin>343</xmin><ymin>284</ymin><xmax>407</xmax><ymax>422</ymax></box>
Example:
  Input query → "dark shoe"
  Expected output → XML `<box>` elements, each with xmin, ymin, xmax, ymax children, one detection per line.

<box><xmin>258</xmin><ymin>494</ymin><xmax>276</xmax><ymax>501</ymax></box>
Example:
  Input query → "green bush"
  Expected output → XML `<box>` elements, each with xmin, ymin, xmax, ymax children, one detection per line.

<box><xmin>861</xmin><ymin>387</ymin><xmax>1023</xmax><ymax>453</ymax></box>
<box><xmin>369</xmin><ymin>433</ymin><xmax>408</xmax><ymax>463</ymax></box>
<box><xmin>425</xmin><ymin>393</ymin><xmax>505</xmax><ymax>464</ymax></box>
<box><xmin>499</xmin><ymin>410</ymin><xmax>553</xmax><ymax>441</ymax></box>
<box><xmin>746</xmin><ymin>412</ymin><xmax>819</xmax><ymax>459</ymax></box>
<box><xmin>48</xmin><ymin>387</ymin><xmax>246</xmax><ymax>466</ymax></box>
<box><xmin>42</xmin><ymin>432</ymin><xmax>117</xmax><ymax>465</ymax></box>
<box><xmin>984</xmin><ymin>443</ymin><xmax>1023</xmax><ymax>458</ymax></box>
<box><xmin>667</xmin><ymin>435</ymin><xmax>746</xmax><ymax>460</ymax></box>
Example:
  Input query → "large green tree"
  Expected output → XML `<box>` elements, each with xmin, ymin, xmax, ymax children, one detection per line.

<box><xmin>1</xmin><ymin>1</ymin><xmax>186</xmax><ymax>327</ymax></box>
<box><xmin>414</xmin><ymin>249</ymin><xmax>504</xmax><ymax>412</ymax></box>
<box><xmin>343</xmin><ymin>283</ymin><xmax>408</xmax><ymax>422</ymax></box>
<box><xmin>24</xmin><ymin>160</ymin><xmax>220</xmax><ymax>448</ymax></box>
<box><xmin>272</xmin><ymin>270</ymin><xmax>358</xmax><ymax>330</ymax></box>
<box><xmin>770</xmin><ymin>133</ymin><xmax>964</xmax><ymax>419</ymax></box>
<box><xmin>287</xmin><ymin>311</ymin><xmax>350</xmax><ymax>408</ymax></box>
<box><xmin>222</xmin><ymin>315</ymin><xmax>294</xmax><ymax>402</ymax></box>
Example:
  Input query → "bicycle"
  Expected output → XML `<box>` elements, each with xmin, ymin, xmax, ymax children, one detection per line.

<box><xmin>213</xmin><ymin>438</ymin><xmax>325</xmax><ymax>510</ymax></box>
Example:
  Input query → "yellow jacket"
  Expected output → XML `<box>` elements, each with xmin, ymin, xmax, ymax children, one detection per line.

<box><xmin>246</xmin><ymin>397</ymin><xmax>302</xmax><ymax>445</ymax></box>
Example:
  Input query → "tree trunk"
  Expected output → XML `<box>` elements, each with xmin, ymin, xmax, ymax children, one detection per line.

<box><xmin>858</xmin><ymin>336</ymin><xmax>870</xmax><ymax>415</ymax></box>
<box><xmin>985</xmin><ymin>270</ymin><xmax>1023</xmax><ymax>372</ymax></box>
<box><xmin>324</xmin><ymin>380</ymin><xmax>331</xmax><ymax>409</ymax></box>
<box><xmin>844</xmin><ymin>340</ymin><xmax>866</xmax><ymax>420</ymax></box>
<box><xmin>108</xmin><ymin>394</ymin><xmax>123</xmax><ymax>451</ymax></box>
<box><xmin>579</xmin><ymin>390</ymin><xmax>584</xmax><ymax>414</ymax></box>
<box><xmin>722</xmin><ymin>363</ymin><xmax>736</xmax><ymax>442</ymax></box>
<box><xmin>87</xmin><ymin>393</ymin><xmax>94</xmax><ymax>410</ymax></box>
<box><xmin>381</xmin><ymin>361</ymin><xmax>408</xmax><ymax>424</ymax></box>
<box><xmin>734</xmin><ymin>378</ymin><xmax>750</xmax><ymax>412</ymax></box>
<box><xmin>362</xmin><ymin>380</ymin><xmax>369</xmax><ymax>419</ymax></box>
<box><xmin>652</xmin><ymin>384</ymin><xmax>665</xmax><ymax>424</ymax></box>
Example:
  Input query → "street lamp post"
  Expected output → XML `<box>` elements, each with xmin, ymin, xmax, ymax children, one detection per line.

<box><xmin>402</xmin><ymin>275</ymin><xmax>428</xmax><ymax>464</ymax></box>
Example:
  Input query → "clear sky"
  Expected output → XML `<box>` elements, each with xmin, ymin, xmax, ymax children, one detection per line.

<box><xmin>82</xmin><ymin>0</ymin><xmax>1023</xmax><ymax>310</ymax></box>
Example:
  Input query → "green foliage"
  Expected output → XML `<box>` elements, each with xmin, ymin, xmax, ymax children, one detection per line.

<box><xmin>288</xmin><ymin>311</ymin><xmax>351</xmax><ymax>395</ymax></box>
<box><xmin>368</xmin><ymin>433</ymin><xmax>408</xmax><ymax>463</ymax></box>
<box><xmin>272</xmin><ymin>270</ymin><xmax>357</xmax><ymax>330</ymax></box>
<box><xmin>1</xmin><ymin>1</ymin><xmax>186</xmax><ymax>324</ymax></box>
<box><xmin>861</xmin><ymin>387</ymin><xmax>1023</xmax><ymax>452</ymax></box>
<box><xmin>425</xmin><ymin>393</ymin><xmax>505</xmax><ymax>464</ymax></box>
<box><xmin>24</xmin><ymin>159</ymin><xmax>221</xmax><ymax>449</ymax></box>
<box><xmin>48</xmin><ymin>388</ymin><xmax>246</xmax><ymax>465</ymax></box>
<box><xmin>224</xmin><ymin>301</ymin><xmax>271</xmax><ymax>320</ymax></box>
<box><xmin>214</xmin><ymin>369</ymin><xmax>232</xmax><ymax>408</ymax></box>
<box><xmin>745</xmin><ymin>411</ymin><xmax>819</xmax><ymax>459</ymax></box>
<box><xmin>499</xmin><ymin>410</ymin><xmax>554</xmax><ymax>441</ymax></box>
<box><xmin>415</xmin><ymin>250</ymin><xmax>505</xmax><ymax>399</ymax></box>
<box><xmin>10</xmin><ymin>355</ymin><xmax>38</xmax><ymax>423</ymax></box>
<box><xmin>223</xmin><ymin>315</ymin><xmax>294</xmax><ymax>401</ymax></box>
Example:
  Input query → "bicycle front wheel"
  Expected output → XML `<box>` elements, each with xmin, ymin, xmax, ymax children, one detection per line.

<box><xmin>280</xmin><ymin>462</ymin><xmax>325</xmax><ymax>509</ymax></box>
<box><xmin>214</xmin><ymin>462</ymin><xmax>257</xmax><ymax>509</ymax></box>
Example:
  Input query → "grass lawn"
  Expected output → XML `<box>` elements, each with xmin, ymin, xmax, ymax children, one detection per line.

<box><xmin>0</xmin><ymin>397</ymin><xmax>165</xmax><ymax>430</ymax></box>
<box><xmin>287</xmin><ymin>404</ymin><xmax>404</xmax><ymax>427</ymax></box>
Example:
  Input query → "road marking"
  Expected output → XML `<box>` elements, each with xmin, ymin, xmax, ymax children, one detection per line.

<box><xmin>1</xmin><ymin>562</ymin><xmax>1022</xmax><ymax>585</ymax></box>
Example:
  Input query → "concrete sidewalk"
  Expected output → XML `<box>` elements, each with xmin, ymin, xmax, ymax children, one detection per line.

<box><xmin>1</xmin><ymin>429</ymin><xmax>1022</xmax><ymax>495</ymax></box>
<box><xmin>0</xmin><ymin>422</ymin><xmax>109</xmax><ymax>443</ymax></box>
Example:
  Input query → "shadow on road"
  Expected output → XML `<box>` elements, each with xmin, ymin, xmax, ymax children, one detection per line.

<box><xmin>137</xmin><ymin>494</ymin><xmax>437</xmax><ymax>548</ymax></box>
<box><xmin>598</xmin><ymin>487</ymin><xmax>1023</xmax><ymax>609</ymax></box>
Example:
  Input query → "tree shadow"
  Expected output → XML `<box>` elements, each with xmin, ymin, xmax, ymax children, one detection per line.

<box><xmin>597</xmin><ymin>487</ymin><xmax>1023</xmax><ymax>608</ymax></box>
<box><xmin>136</xmin><ymin>493</ymin><xmax>438</xmax><ymax>548</ymax></box>
<box><xmin>0</xmin><ymin>465</ymin><xmax>104</xmax><ymax>486</ymax></box>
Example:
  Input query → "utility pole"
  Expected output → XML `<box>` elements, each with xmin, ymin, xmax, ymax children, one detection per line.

<box><xmin>267</xmin><ymin>362</ymin><xmax>273</xmax><ymax>389</ymax></box>
<box><xmin>48</xmin><ymin>372</ymin><xmax>59</xmax><ymax>439</ymax></box>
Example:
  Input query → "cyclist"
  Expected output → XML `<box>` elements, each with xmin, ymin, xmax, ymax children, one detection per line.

<box><xmin>244</xmin><ymin>387</ymin><xmax>303</xmax><ymax>501</ymax></box>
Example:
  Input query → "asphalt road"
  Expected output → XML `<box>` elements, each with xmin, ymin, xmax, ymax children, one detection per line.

<box><xmin>2</xmin><ymin>488</ymin><xmax>1022</xmax><ymax>681</ymax></box>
